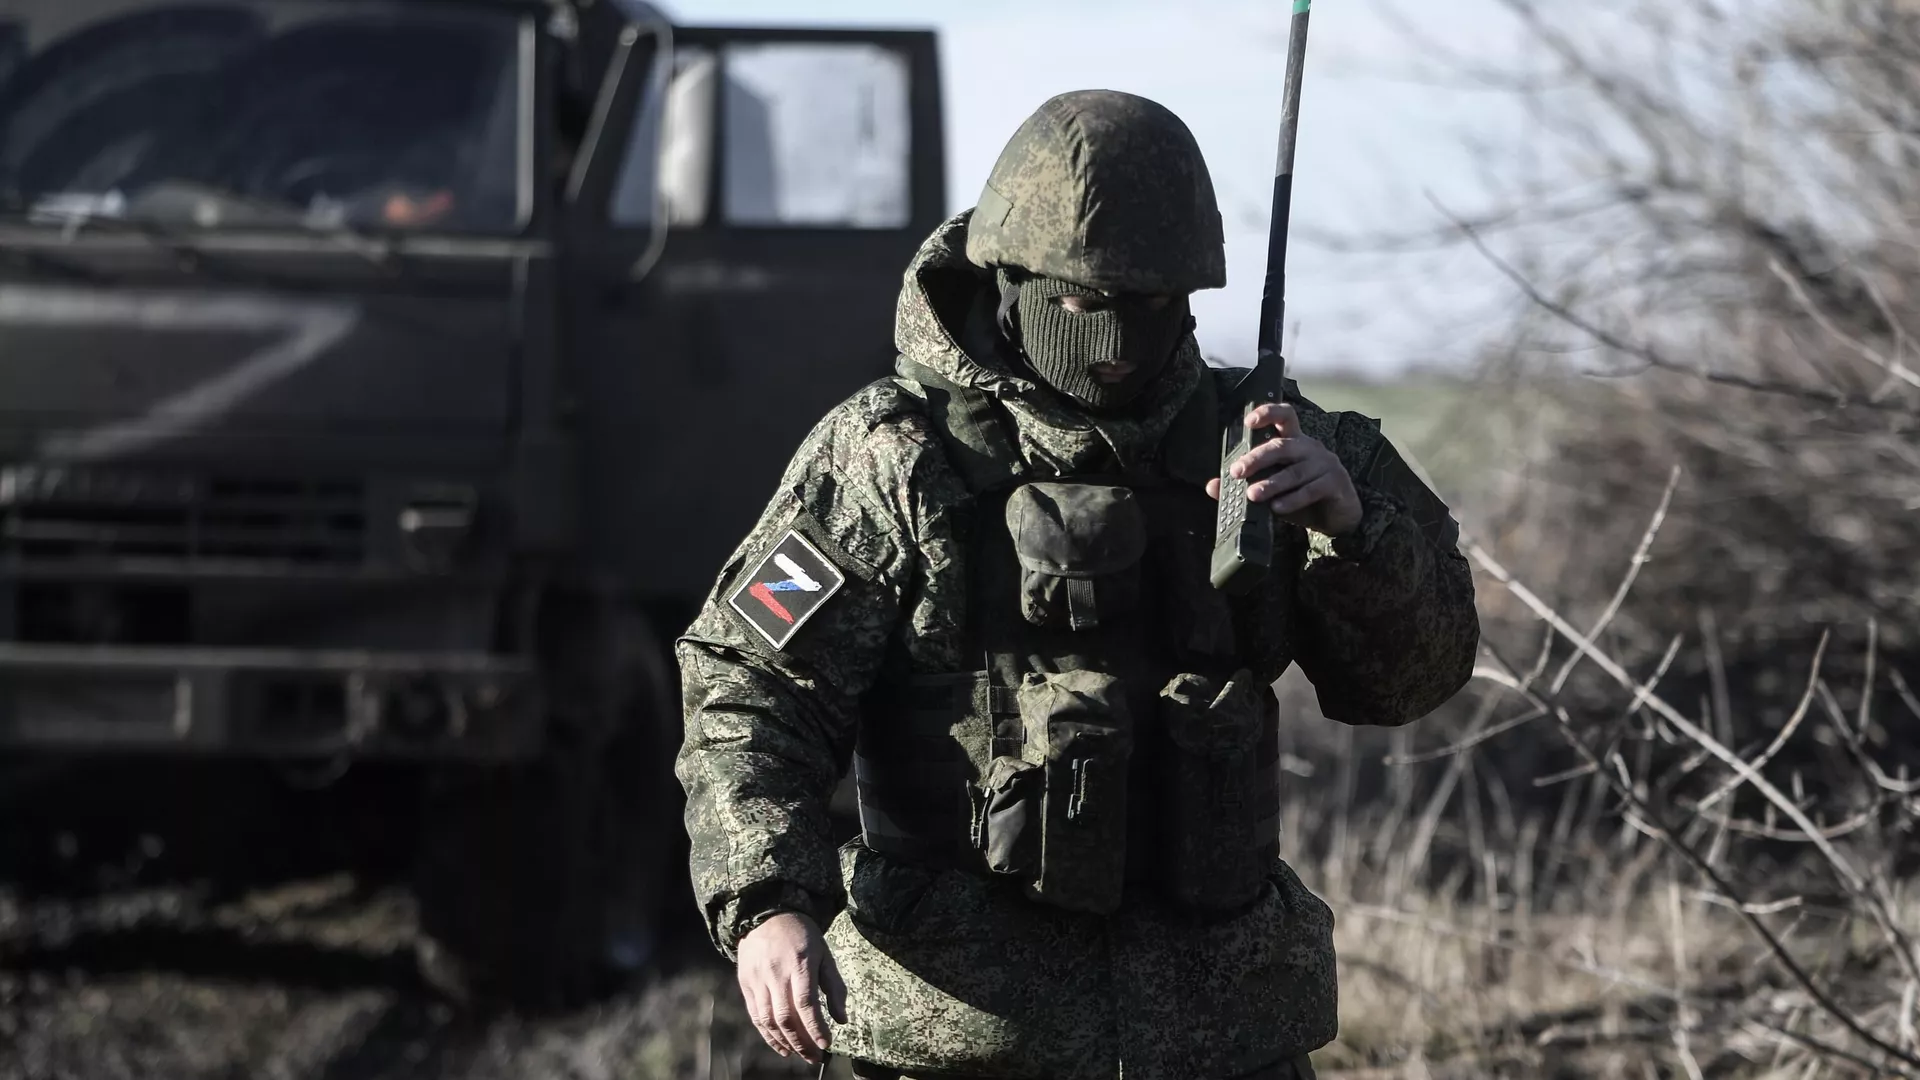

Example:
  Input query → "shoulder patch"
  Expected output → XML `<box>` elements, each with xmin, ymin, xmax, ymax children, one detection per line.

<box><xmin>727</xmin><ymin>529</ymin><xmax>848</xmax><ymax>650</ymax></box>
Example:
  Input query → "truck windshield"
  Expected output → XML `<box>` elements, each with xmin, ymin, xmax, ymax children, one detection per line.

<box><xmin>0</xmin><ymin>2</ymin><xmax>524</xmax><ymax>234</ymax></box>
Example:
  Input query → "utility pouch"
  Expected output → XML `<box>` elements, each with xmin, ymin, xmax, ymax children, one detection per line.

<box><xmin>1159</xmin><ymin>670</ymin><xmax>1269</xmax><ymax>911</ymax></box>
<box><xmin>970</xmin><ymin>755</ymin><xmax>1042</xmax><ymax>877</ymax></box>
<box><xmin>1005</xmin><ymin>483</ymin><xmax>1146</xmax><ymax>631</ymax></box>
<box><xmin>1013</xmin><ymin>668</ymin><xmax>1132</xmax><ymax>913</ymax></box>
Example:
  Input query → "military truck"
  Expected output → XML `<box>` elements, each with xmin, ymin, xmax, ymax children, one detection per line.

<box><xmin>0</xmin><ymin>0</ymin><xmax>944</xmax><ymax>1006</ymax></box>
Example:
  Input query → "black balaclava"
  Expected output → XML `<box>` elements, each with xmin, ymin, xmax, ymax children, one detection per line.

<box><xmin>996</xmin><ymin>268</ymin><xmax>1192</xmax><ymax>412</ymax></box>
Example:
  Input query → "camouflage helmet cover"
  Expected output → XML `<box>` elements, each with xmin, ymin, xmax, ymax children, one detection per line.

<box><xmin>966</xmin><ymin>90</ymin><xmax>1227</xmax><ymax>295</ymax></box>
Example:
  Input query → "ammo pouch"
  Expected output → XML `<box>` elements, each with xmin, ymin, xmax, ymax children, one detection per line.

<box><xmin>970</xmin><ymin>669</ymin><xmax>1132</xmax><ymax>914</ymax></box>
<box><xmin>1005</xmin><ymin>483</ymin><xmax>1146</xmax><ymax>631</ymax></box>
<box><xmin>1159</xmin><ymin>671</ymin><xmax>1271</xmax><ymax>911</ymax></box>
<box><xmin>973</xmin><ymin>755</ymin><xmax>1041</xmax><ymax>877</ymax></box>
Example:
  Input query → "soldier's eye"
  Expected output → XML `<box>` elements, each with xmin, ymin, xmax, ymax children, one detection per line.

<box><xmin>1056</xmin><ymin>295</ymin><xmax>1108</xmax><ymax>314</ymax></box>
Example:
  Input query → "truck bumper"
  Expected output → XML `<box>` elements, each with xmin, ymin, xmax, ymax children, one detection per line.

<box><xmin>0</xmin><ymin>643</ymin><xmax>539</xmax><ymax>760</ymax></box>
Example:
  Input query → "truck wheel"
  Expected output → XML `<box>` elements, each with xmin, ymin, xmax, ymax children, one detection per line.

<box><xmin>412</xmin><ymin>592</ymin><xmax>680</xmax><ymax>1012</ymax></box>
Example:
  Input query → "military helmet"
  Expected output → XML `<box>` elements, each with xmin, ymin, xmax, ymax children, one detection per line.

<box><xmin>966</xmin><ymin>90</ymin><xmax>1227</xmax><ymax>295</ymax></box>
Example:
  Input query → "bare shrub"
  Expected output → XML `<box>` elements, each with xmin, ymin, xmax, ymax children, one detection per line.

<box><xmin>1448</xmin><ymin>0</ymin><xmax>1920</xmax><ymax>664</ymax></box>
<box><xmin>1283</xmin><ymin>1</ymin><xmax>1920</xmax><ymax>1075</ymax></box>
<box><xmin>1303</xmin><ymin>510</ymin><xmax>1920</xmax><ymax>1076</ymax></box>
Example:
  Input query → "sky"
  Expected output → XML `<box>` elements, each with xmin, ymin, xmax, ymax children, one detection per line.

<box><xmin>659</xmin><ymin>0</ymin><xmax>1541</xmax><ymax>375</ymax></box>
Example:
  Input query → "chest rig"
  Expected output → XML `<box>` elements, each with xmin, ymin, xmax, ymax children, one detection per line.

<box><xmin>854</xmin><ymin>360</ymin><xmax>1284</xmax><ymax>915</ymax></box>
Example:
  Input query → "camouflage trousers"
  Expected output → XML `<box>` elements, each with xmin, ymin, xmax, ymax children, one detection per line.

<box><xmin>845</xmin><ymin>1055</ymin><xmax>1318</xmax><ymax>1080</ymax></box>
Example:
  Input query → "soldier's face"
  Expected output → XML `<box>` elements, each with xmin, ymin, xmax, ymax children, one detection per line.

<box><xmin>1052</xmin><ymin>292</ymin><xmax>1178</xmax><ymax>384</ymax></box>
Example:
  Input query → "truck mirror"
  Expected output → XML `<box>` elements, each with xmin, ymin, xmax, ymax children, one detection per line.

<box><xmin>656</xmin><ymin>49</ymin><xmax>716</xmax><ymax>227</ymax></box>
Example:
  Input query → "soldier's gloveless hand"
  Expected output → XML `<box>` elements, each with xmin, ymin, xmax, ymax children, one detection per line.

<box><xmin>737</xmin><ymin>911</ymin><xmax>847</xmax><ymax>1064</ymax></box>
<box><xmin>1207</xmin><ymin>402</ymin><xmax>1363</xmax><ymax>538</ymax></box>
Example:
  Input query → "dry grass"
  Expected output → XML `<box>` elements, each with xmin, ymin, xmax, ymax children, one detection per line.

<box><xmin>1278</xmin><ymin>666</ymin><xmax>1920</xmax><ymax>1080</ymax></box>
<box><xmin>1289</xmin><ymin>799</ymin><xmax>1902</xmax><ymax>1079</ymax></box>
<box><xmin>1269</xmin><ymin>492</ymin><xmax>1920</xmax><ymax>1078</ymax></box>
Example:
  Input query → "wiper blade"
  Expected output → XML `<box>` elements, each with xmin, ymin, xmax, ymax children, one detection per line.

<box><xmin>32</xmin><ymin>202</ymin><xmax>219</xmax><ymax>276</ymax></box>
<box><xmin>31</xmin><ymin>186</ymin><xmax>403</xmax><ymax>273</ymax></box>
<box><xmin>145</xmin><ymin>186</ymin><xmax>403</xmax><ymax>272</ymax></box>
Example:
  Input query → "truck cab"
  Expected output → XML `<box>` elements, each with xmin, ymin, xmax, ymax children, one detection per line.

<box><xmin>0</xmin><ymin>0</ymin><xmax>944</xmax><ymax>1006</ymax></box>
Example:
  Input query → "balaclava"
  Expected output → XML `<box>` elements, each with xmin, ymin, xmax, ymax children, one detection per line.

<box><xmin>996</xmin><ymin>268</ymin><xmax>1192</xmax><ymax>412</ymax></box>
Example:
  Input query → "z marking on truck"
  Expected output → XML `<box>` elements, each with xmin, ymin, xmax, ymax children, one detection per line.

<box><xmin>0</xmin><ymin>285</ymin><xmax>362</xmax><ymax>461</ymax></box>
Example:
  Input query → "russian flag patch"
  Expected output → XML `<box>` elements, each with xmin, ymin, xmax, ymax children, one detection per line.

<box><xmin>727</xmin><ymin>528</ymin><xmax>847</xmax><ymax>650</ymax></box>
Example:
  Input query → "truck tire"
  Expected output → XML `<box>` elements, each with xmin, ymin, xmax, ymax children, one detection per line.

<box><xmin>412</xmin><ymin>590</ymin><xmax>680</xmax><ymax>1012</ymax></box>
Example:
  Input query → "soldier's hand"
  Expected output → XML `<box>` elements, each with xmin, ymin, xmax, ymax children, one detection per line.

<box><xmin>737</xmin><ymin>911</ymin><xmax>847</xmax><ymax>1064</ymax></box>
<box><xmin>1206</xmin><ymin>402</ymin><xmax>1362</xmax><ymax>538</ymax></box>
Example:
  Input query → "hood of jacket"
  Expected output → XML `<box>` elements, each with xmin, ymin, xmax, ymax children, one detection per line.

<box><xmin>893</xmin><ymin>210</ymin><xmax>1206</xmax><ymax>477</ymax></box>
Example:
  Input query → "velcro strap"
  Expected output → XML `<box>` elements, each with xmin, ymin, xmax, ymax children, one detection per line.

<box><xmin>980</xmin><ymin>681</ymin><xmax>1023</xmax><ymax>758</ymax></box>
<box><xmin>1066</xmin><ymin>577</ymin><xmax>1099</xmax><ymax>630</ymax></box>
<box><xmin>982</xmin><ymin>683</ymin><xmax>1020</xmax><ymax>716</ymax></box>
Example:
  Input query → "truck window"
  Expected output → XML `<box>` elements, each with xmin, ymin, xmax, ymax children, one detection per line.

<box><xmin>0</xmin><ymin>2</ymin><xmax>526</xmax><ymax>233</ymax></box>
<box><xmin>722</xmin><ymin>42</ymin><xmax>910</xmax><ymax>229</ymax></box>
<box><xmin>610</xmin><ymin>39</ymin><xmax>911</xmax><ymax>230</ymax></box>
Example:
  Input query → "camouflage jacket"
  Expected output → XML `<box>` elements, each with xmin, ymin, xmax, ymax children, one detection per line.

<box><xmin>675</xmin><ymin>212</ymin><xmax>1479</xmax><ymax>1080</ymax></box>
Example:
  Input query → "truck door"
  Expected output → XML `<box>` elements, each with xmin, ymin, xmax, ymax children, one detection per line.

<box><xmin>565</xmin><ymin>24</ymin><xmax>945</xmax><ymax>599</ymax></box>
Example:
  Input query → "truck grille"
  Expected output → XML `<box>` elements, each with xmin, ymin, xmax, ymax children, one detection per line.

<box><xmin>0</xmin><ymin>466</ymin><xmax>367</xmax><ymax>567</ymax></box>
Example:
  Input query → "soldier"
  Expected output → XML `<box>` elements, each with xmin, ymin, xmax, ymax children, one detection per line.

<box><xmin>676</xmin><ymin>90</ymin><xmax>1479</xmax><ymax>1080</ymax></box>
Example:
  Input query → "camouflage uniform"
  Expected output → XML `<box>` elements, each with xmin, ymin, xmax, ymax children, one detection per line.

<box><xmin>677</xmin><ymin>93</ymin><xmax>1479</xmax><ymax>1080</ymax></box>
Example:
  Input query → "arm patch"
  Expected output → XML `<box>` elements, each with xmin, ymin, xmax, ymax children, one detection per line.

<box><xmin>727</xmin><ymin>527</ymin><xmax>849</xmax><ymax>651</ymax></box>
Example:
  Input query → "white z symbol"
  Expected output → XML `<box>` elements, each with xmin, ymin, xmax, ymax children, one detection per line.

<box><xmin>773</xmin><ymin>553</ymin><xmax>822</xmax><ymax>592</ymax></box>
<box><xmin>0</xmin><ymin>284</ymin><xmax>362</xmax><ymax>461</ymax></box>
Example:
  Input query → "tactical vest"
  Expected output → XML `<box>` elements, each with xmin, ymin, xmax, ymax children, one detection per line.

<box><xmin>853</xmin><ymin>360</ymin><xmax>1284</xmax><ymax>915</ymax></box>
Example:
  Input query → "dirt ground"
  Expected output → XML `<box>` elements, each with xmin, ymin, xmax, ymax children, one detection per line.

<box><xmin>0</xmin><ymin>760</ymin><xmax>818</xmax><ymax>1080</ymax></box>
<box><xmin>0</xmin><ymin>872</ymin><xmax>823</xmax><ymax>1080</ymax></box>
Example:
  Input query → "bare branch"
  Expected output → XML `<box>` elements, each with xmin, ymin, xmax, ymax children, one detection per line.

<box><xmin>1533</xmin><ymin>760</ymin><xmax>1601</xmax><ymax>789</ymax></box>
<box><xmin>1385</xmin><ymin>702</ymin><xmax>1548</xmax><ymax>765</ymax></box>
<box><xmin>1678</xmin><ymin>801</ymin><xmax>1877</xmax><ymax>843</ymax></box>
<box><xmin>1550</xmin><ymin>465</ymin><xmax>1684</xmax><ymax>696</ymax></box>
<box><xmin>1891</xmin><ymin>668</ymin><xmax>1920</xmax><ymax>725</ymax></box>
<box><xmin>1466</xmin><ymin>538</ymin><xmax>1920</xmax><ymax>992</ymax></box>
<box><xmin>1479</xmin><ymin>637</ymin><xmax>1920</xmax><ymax>1073</ymax></box>
<box><xmin>1692</xmin><ymin>891</ymin><xmax>1807</xmax><ymax>917</ymax></box>
<box><xmin>1437</xmin><ymin>196</ymin><xmax>1920</xmax><ymax>413</ymax></box>
<box><xmin>1767</xmin><ymin>256</ymin><xmax>1920</xmax><ymax>392</ymax></box>
<box><xmin>1694</xmin><ymin>631</ymin><xmax>1831</xmax><ymax>814</ymax></box>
